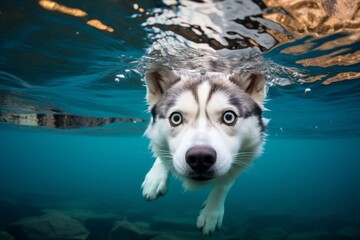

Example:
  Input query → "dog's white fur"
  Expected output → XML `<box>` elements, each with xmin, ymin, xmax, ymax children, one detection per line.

<box><xmin>141</xmin><ymin>67</ymin><xmax>266</xmax><ymax>235</ymax></box>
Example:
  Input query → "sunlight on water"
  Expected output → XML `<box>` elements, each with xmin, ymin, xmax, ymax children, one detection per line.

<box><xmin>0</xmin><ymin>1</ymin><xmax>360</xmax><ymax>239</ymax></box>
<box><xmin>1</xmin><ymin>0</ymin><xmax>359</xmax><ymax>138</ymax></box>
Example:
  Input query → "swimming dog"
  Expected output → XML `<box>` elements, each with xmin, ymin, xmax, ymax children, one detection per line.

<box><xmin>141</xmin><ymin>65</ymin><xmax>267</xmax><ymax>235</ymax></box>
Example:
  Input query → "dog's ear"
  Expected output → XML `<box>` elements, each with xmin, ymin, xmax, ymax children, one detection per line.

<box><xmin>230</xmin><ymin>72</ymin><xmax>266</xmax><ymax>107</ymax></box>
<box><xmin>145</xmin><ymin>66</ymin><xmax>179</xmax><ymax>106</ymax></box>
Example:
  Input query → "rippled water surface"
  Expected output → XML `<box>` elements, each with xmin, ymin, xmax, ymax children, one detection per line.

<box><xmin>0</xmin><ymin>0</ymin><xmax>360</xmax><ymax>239</ymax></box>
<box><xmin>1</xmin><ymin>0</ymin><xmax>359</xmax><ymax>137</ymax></box>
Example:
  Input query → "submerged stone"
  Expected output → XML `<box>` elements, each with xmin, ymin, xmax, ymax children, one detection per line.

<box><xmin>151</xmin><ymin>232</ymin><xmax>208</xmax><ymax>240</ymax></box>
<box><xmin>336</xmin><ymin>226</ymin><xmax>360</xmax><ymax>239</ymax></box>
<box><xmin>110</xmin><ymin>220</ymin><xmax>157</xmax><ymax>240</ymax></box>
<box><xmin>0</xmin><ymin>231</ymin><xmax>14</xmax><ymax>240</ymax></box>
<box><xmin>43</xmin><ymin>209</ymin><xmax>117</xmax><ymax>240</ymax></box>
<box><xmin>6</xmin><ymin>212</ymin><xmax>89</xmax><ymax>240</ymax></box>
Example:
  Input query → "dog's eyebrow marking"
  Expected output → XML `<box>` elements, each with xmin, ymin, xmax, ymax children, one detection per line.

<box><xmin>205</xmin><ymin>78</ymin><xmax>264</xmax><ymax>123</ymax></box>
<box><xmin>150</xmin><ymin>104</ymin><xmax>158</xmax><ymax>124</ymax></box>
<box><xmin>191</xmin><ymin>87</ymin><xmax>199</xmax><ymax>104</ymax></box>
<box><xmin>180</xmin><ymin>80</ymin><xmax>200</xmax><ymax>104</ymax></box>
<box><xmin>207</xmin><ymin>82</ymin><xmax>228</xmax><ymax>105</ymax></box>
<box><xmin>157</xmin><ymin>98</ymin><xmax>175</xmax><ymax>119</ymax></box>
<box><xmin>229</xmin><ymin>93</ymin><xmax>264</xmax><ymax>118</ymax></box>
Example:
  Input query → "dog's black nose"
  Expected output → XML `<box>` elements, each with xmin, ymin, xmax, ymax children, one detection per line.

<box><xmin>186</xmin><ymin>146</ymin><xmax>216</xmax><ymax>173</ymax></box>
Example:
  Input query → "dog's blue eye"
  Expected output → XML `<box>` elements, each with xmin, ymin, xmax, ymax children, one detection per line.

<box><xmin>222</xmin><ymin>111</ymin><xmax>237</xmax><ymax>126</ymax></box>
<box><xmin>169</xmin><ymin>112</ymin><xmax>183</xmax><ymax>126</ymax></box>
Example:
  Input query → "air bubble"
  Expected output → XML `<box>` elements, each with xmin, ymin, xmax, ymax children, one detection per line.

<box><xmin>116</xmin><ymin>74</ymin><xmax>125</xmax><ymax>78</ymax></box>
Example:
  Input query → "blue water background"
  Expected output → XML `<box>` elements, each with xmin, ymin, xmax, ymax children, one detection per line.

<box><xmin>1</xmin><ymin>0</ymin><xmax>360</xmax><ymax>238</ymax></box>
<box><xmin>1</xmin><ymin>126</ymin><xmax>360</xmax><ymax>217</ymax></box>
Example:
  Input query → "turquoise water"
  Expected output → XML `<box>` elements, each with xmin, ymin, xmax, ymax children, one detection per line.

<box><xmin>1</xmin><ymin>0</ymin><xmax>360</xmax><ymax>239</ymax></box>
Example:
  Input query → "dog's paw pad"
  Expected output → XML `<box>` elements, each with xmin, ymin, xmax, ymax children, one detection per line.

<box><xmin>141</xmin><ymin>171</ymin><xmax>168</xmax><ymax>201</ymax></box>
<box><xmin>197</xmin><ymin>206</ymin><xmax>224</xmax><ymax>235</ymax></box>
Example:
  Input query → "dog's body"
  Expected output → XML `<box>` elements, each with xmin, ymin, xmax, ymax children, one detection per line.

<box><xmin>141</xmin><ymin>65</ymin><xmax>267</xmax><ymax>235</ymax></box>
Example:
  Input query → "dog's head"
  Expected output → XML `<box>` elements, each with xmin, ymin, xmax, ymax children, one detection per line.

<box><xmin>144</xmin><ymin>66</ymin><xmax>267</xmax><ymax>187</ymax></box>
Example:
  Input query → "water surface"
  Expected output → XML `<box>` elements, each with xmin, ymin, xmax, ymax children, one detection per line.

<box><xmin>0</xmin><ymin>0</ymin><xmax>360</xmax><ymax>239</ymax></box>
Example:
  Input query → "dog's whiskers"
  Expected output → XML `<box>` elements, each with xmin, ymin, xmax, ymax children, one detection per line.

<box><xmin>232</xmin><ymin>161</ymin><xmax>251</xmax><ymax>168</ymax></box>
<box><xmin>157</xmin><ymin>154</ymin><xmax>172</xmax><ymax>159</ymax></box>
<box><xmin>232</xmin><ymin>158</ymin><xmax>258</xmax><ymax>174</ymax></box>
<box><xmin>231</xmin><ymin>151</ymin><xmax>255</xmax><ymax>157</ymax></box>
<box><xmin>156</xmin><ymin>156</ymin><xmax>173</xmax><ymax>169</ymax></box>
<box><xmin>155</xmin><ymin>150</ymin><xmax>173</xmax><ymax>159</ymax></box>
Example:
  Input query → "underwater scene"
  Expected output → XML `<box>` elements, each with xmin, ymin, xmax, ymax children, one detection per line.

<box><xmin>1</xmin><ymin>0</ymin><xmax>360</xmax><ymax>239</ymax></box>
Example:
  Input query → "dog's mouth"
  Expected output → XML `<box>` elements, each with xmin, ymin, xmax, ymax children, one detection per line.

<box><xmin>188</xmin><ymin>174</ymin><xmax>214</xmax><ymax>182</ymax></box>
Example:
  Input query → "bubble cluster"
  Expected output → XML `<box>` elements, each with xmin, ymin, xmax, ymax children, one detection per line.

<box><xmin>137</xmin><ymin>43</ymin><xmax>304</xmax><ymax>88</ymax></box>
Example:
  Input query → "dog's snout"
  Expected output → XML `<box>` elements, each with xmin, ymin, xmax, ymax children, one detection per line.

<box><xmin>186</xmin><ymin>146</ymin><xmax>216</xmax><ymax>173</ymax></box>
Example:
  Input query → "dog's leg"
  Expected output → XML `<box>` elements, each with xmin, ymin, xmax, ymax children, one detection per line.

<box><xmin>141</xmin><ymin>157</ymin><xmax>169</xmax><ymax>201</ymax></box>
<box><xmin>197</xmin><ymin>180</ymin><xmax>234</xmax><ymax>235</ymax></box>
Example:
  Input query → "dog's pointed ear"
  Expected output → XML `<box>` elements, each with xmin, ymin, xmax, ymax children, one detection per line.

<box><xmin>230</xmin><ymin>72</ymin><xmax>266</xmax><ymax>107</ymax></box>
<box><xmin>145</xmin><ymin>67</ymin><xmax>179</xmax><ymax>106</ymax></box>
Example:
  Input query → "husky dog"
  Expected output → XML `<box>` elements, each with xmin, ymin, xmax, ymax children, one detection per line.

<box><xmin>141</xmin><ymin>65</ymin><xmax>267</xmax><ymax>235</ymax></box>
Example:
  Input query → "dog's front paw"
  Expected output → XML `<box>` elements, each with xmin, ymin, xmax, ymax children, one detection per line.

<box><xmin>141</xmin><ymin>169</ymin><xmax>168</xmax><ymax>201</ymax></box>
<box><xmin>197</xmin><ymin>204</ymin><xmax>224</xmax><ymax>235</ymax></box>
